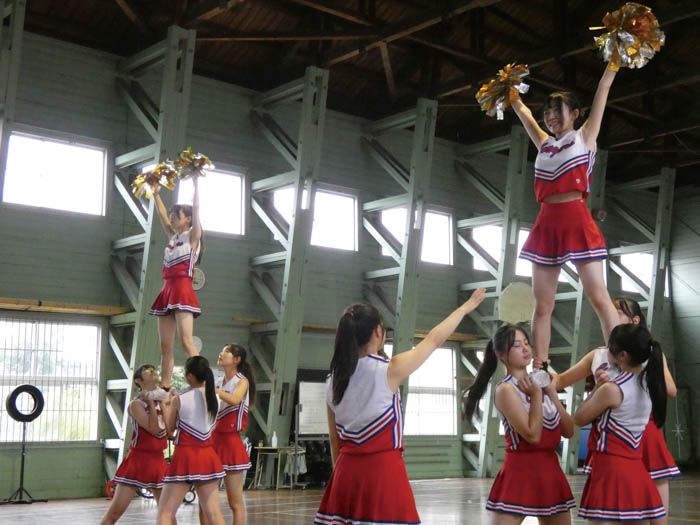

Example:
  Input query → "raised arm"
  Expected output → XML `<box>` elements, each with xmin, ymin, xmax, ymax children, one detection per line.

<box><xmin>216</xmin><ymin>378</ymin><xmax>248</xmax><ymax>406</ymax></box>
<box><xmin>553</xmin><ymin>349</ymin><xmax>597</xmax><ymax>391</ymax></box>
<box><xmin>495</xmin><ymin>380</ymin><xmax>543</xmax><ymax>444</ymax></box>
<box><xmin>510</xmin><ymin>90</ymin><xmax>550</xmax><ymax>151</ymax></box>
<box><xmin>387</xmin><ymin>288</ymin><xmax>486</xmax><ymax>392</ymax></box>
<box><xmin>580</xmin><ymin>65</ymin><xmax>617</xmax><ymax>150</ymax></box>
<box><xmin>152</xmin><ymin>184</ymin><xmax>175</xmax><ymax>237</ymax></box>
<box><xmin>189</xmin><ymin>177</ymin><xmax>202</xmax><ymax>249</ymax></box>
<box><xmin>574</xmin><ymin>382</ymin><xmax>622</xmax><ymax>427</ymax></box>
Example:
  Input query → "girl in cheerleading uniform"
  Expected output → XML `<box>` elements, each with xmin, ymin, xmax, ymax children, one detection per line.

<box><xmin>157</xmin><ymin>356</ymin><xmax>225</xmax><ymax>525</ymax></box>
<box><xmin>315</xmin><ymin>287</ymin><xmax>486</xmax><ymax>525</ymax></box>
<box><xmin>100</xmin><ymin>364</ymin><xmax>171</xmax><ymax>525</ymax></box>
<box><xmin>463</xmin><ymin>324</ymin><xmax>575</xmax><ymax>524</ymax></box>
<box><xmin>211</xmin><ymin>344</ymin><xmax>256</xmax><ymax>525</ymax></box>
<box><xmin>509</xmin><ymin>64</ymin><xmax>620</xmax><ymax>366</ymax></box>
<box><xmin>554</xmin><ymin>298</ymin><xmax>678</xmax><ymax>524</ymax></box>
<box><xmin>150</xmin><ymin>179</ymin><xmax>203</xmax><ymax>390</ymax></box>
<box><xmin>575</xmin><ymin>323</ymin><xmax>668</xmax><ymax>523</ymax></box>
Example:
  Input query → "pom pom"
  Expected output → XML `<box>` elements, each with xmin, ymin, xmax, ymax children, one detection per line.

<box><xmin>476</xmin><ymin>63</ymin><xmax>530</xmax><ymax>120</ymax></box>
<box><xmin>172</xmin><ymin>146</ymin><xmax>214</xmax><ymax>180</ymax></box>
<box><xmin>131</xmin><ymin>162</ymin><xmax>179</xmax><ymax>199</ymax></box>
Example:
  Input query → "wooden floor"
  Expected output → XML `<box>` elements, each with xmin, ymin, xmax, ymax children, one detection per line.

<box><xmin>1</xmin><ymin>474</ymin><xmax>699</xmax><ymax>524</ymax></box>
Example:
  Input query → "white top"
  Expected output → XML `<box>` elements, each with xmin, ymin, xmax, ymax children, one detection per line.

<box><xmin>176</xmin><ymin>387</ymin><xmax>216</xmax><ymax>443</ymax></box>
<box><xmin>163</xmin><ymin>229</ymin><xmax>200</xmax><ymax>277</ymax></box>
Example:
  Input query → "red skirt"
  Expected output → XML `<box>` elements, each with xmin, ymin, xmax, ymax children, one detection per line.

<box><xmin>150</xmin><ymin>277</ymin><xmax>201</xmax><ymax>318</ymax></box>
<box><xmin>212</xmin><ymin>431</ymin><xmax>251</xmax><ymax>472</ymax></box>
<box><xmin>520</xmin><ymin>199</ymin><xmax>607</xmax><ymax>266</ymax></box>
<box><xmin>642</xmin><ymin>418</ymin><xmax>680</xmax><ymax>480</ymax></box>
<box><xmin>113</xmin><ymin>448</ymin><xmax>167</xmax><ymax>489</ymax></box>
<box><xmin>579</xmin><ymin>452</ymin><xmax>665</xmax><ymax>521</ymax></box>
<box><xmin>315</xmin><ymin>450</ymin><xmax>420</xmax><ymax>525</ymax></box>
<box><xmin>163</xmin><ymin>445</ymin><xmax>225</xmax><ymax>483</ymax></box>
<box><xmin>486</xmin><ymin>450</ymin><xmax>575</xmax><ymax>517</ymax></box>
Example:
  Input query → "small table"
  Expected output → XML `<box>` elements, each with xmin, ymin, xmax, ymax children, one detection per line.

<box><xmin>250</xmin><ymin>446</ymin><xmax>306</xmax><ymax>490</ymax></box>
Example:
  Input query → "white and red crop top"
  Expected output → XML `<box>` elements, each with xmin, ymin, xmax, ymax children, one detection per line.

<box><xmin>534</xmin><ymin>128</ymin><xmax>596</xmax><ymax>202</ymax></box>
<box><xmin>162</xmin><ymin>229</ymin><xmax>200</xmax><ymax>279</ymax></box>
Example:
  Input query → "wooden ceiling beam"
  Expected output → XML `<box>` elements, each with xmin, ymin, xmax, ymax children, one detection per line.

<box><xmin>378</xmin><ymin>42</ymin><xmax>397</xmax><ymax>100</ymax></box>
<box><xmin>284</xmin><ymin>0</ymin><xmax>373</xmax><ymax>26</ymax></box>
<box><xmin>114</xmin><ymin>0</ymin><xmax>149</xmax><ymax>34</ymax></box>
<box><xmin>186</xmin><ymin>0</ymin><xmax>245</xmax><ymax>24</ymax></box>
<box><xmin>196</xmin><ymin>30</ymin><xmax>378</xmax><ymax>42</ymax></box>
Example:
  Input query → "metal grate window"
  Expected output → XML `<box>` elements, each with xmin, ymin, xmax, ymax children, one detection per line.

<box><xmin>0</xmin><ymin>315</ymin><xmax>101</xmax><ymax>442</ymax></box>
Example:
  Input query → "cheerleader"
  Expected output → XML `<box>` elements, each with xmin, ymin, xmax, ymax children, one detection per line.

<box><xmin>157</xmin><ymin>356</ymin><xmax>225</xmax><ymax>525</ymax></box>
<box><xmin>553</xmin><ymin>298</ymin><xmax>678</xmax><ymax>524</ymax></box>
<box><xmin>463</xmin><ymin>325</ymin><xmax>575</xmax><ymax>524</ymax></box>
<box><xmin>211</xmin><ymin>344</ymin><xmax>255</xmax><ymax>525</ymax></box>
<box><xmin>575</xmin><ymin>324</ymin><xmax>667</xmax><ymax>523</ymax></box>
<box><xmin>509</xmin><ymin>64</ymin><xmax>620</xmax><ymax>366</ymax></box>
<box><xmin>314</xmin><ymin>288</ymin><xmax>486</xmax><ymax>525</ymax></box>
<box><xmin>149</xmin><ymin>178</ymin><xmax>203</xmax><ymax>390</ymax></box>
<box><xmin>99</xmin><ymin>364</ymin><xmax>170</xmax><ymax>524</ymax></box>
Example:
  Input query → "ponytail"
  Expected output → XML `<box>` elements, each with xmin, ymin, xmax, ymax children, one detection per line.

<box><xmin>643</xmin><ymin>341</ymin><xmax>667</xmax><ymax>427</ymax></box>
<box><xmin>184</xmin><ymin>355</ymin><xmax>218</xmax><ymax>421</ymax></box>
<box><xmin>330</xmin><ymin>304</ymin><xmax>383</xmax><ymax>405</ymax></box>
<box><xmin>462</xmin><ymin>340</ymin><xmax>498</xmax><ymax>421</ymax></box>
<box><xmin>609</xmin><ymin>324</ymin><xmax>667</xmax><ymax>427</ymax></box>
<box><xmin>462</xmin><ymin>324</ymin><xmax>527</xmax><ymax>422</ymax></box>
<box><xmin>224</xmin><ymin>344</ymin><xmax>257</xmax><ymax>406</ymax></box>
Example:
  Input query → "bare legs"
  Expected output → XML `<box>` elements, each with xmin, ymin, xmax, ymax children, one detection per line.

<box><xmin>158</xmin><ymin>311</ymin><xmax>199</xmax><ymax>388</ymax></box>
<box><xmin>157</xmin><ymin>481</ymin><xmax>223</xmax><ymax>525</ymax></box>
<box><xmin>99</xmin><ymin>485</ymin><xmax>165</xmax><ymax>525</ymax></box>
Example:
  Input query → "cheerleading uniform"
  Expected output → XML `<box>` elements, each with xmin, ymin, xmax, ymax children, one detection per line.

<box><xmin>113</xmin><ymin>399</ymin><xmax>168</xmax><ymax>490</ymax></box>
<box><xmin>486</xmin><ymin>375</ymin><xmax>575</xmax><ymax>517</ymax></box>
<box><xmin>315</xmin><ymin>354</ymin><xmax>419</xmax><ymax>525</ymax></box>
<box><xmin>583</xmin><ymin>347</ymin><xmax>680</xmax><ymax>481</ymax></box>
<box><xmin>579</xmin><ymin>371</ymin><xmax>665</xmax><ymax>521</ymax></box>
<box><xmin>212</xmin><ymin>373</ymin><xmax>251</xmax><ymax>472</ymax></box>
<box><xmin>150</xmin><ymin>229</ymin><xmax>201</xmax><ymax>317</ymax></box>
<box><xmin>520</xmin><ymin>128</ymin><xmax>607</xmax><ymax>266</ymax></box>
<box><xmin>163</xmin><ymin>387</ymin><xmax>225</xmax><ymax>483</ymax></box>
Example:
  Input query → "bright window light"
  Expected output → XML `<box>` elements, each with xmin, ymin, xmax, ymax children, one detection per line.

<box><xmin>273</xmin><ymin>187</ymin><xmax>357</xmax><ymax>251</ymax></box>
<box><xmin>619</xmin><ymin>252</ymin><xmax>667</xmax><ymax>295</ymax></box>
<box><xmin>3</xmin><ymin>132</ymin><xmax>106</xmax><ymax>215</ymax></box>
<box><xmin>0</xmin><ymin>316</ymin><xmax>101</xmax><ymax>442</ymax></box>
<box><xmin>471</xmin><ymin>225</ymin><xmax>574</xmax><ymax>282</ymax></box>
<box><xmin>379</xmin><ymin>207</ymin><xmax>453</xmax><ymax>265</ymax></box>
<box><xmin>178</xmin><ymin>169</ymin><xmax>244</xmax><ymax>235</ymax></box>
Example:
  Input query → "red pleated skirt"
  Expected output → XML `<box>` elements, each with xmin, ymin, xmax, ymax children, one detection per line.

<box><xmin>579</xmin><ymin>452</ymin><xmax>665</xmax><ymax>521</ymax></box>
<box><xmin>520</xmin><ymin>199</ymin><xmax>607</xmax><ymax>266</ymax></box>
<box><xmin>642</xmin><ymin>417</ymin><xmax>680</xmax><ymax>480</ymax></box>
<box><xmin>113</xmin><ymin>448</ymin><xmax>167</xmax><ymax>489</ymax></box>
<box><xmin>315</xmin><ymin>450</ymin><xmax>420</xmax><ymax>525</ymax></box>
<box><xmin>212</xmin><ymin>431</ymin><xmax>251</xmax><ymax>472</ymax></box>
<box><xmin>487</xmin><ymin>450</ymin><xmax>575</xmax><ymax>517</ymax></box>
<box><xmin>150</xmin><ymin>277</ymin><xmax>201</xmax><ymax>317</ymax></box>
<box><xmin>163</xmin><ymin>445</ymin><xmax>225</xmax><ymax>483</ymax></box>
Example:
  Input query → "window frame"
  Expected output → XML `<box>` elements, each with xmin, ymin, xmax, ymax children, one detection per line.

<box><xmin>0</xmin><ymin>310</ymin><xmax>107</xmax><ymax>445</ymax></box>
<box><xmin>1</xmin><ymin>123</ymin><xmax>111</xmax><ymax>218</ymax></box>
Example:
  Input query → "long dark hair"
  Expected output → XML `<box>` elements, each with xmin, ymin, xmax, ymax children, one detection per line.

<box><xmin>608</xmin><ymin>324</ymin><xmax>666</xmax><ymax>427</ymax></box>
<box><xmin>463</xmin><ymin>324</ymin><xmax>529</xmax><ymax>422</ymax></box>
<box><xmin>223</xmin><ymin>343</ymin><xmax>256</xmax><ymax>406</ymax></box>
<box><xmin>543</xmin><ymin>91</ymin><xmax>584</xmax><ymax>129</ymax></box>
<box><xmin>330</xmin><ymin>303</ymin><xmax>383</xmax><ymax>405</ymax></box>
<box><xmin>170</xmin><ymin>203</ymin><xmax>204</xmax><ymax>265</ymax></box>
<box><xmin>184</xmin><ymin>355</ymin><xmax>218</xmax><ymax>421</ymax></box>
<box><xmin>613</xmin><ymin>297</ymin><xmax>647</xmax><ymax>327</ymax></box>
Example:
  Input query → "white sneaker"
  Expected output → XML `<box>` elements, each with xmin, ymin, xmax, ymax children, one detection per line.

<box><xmin>144</xmin><ymin>387</ymin><xmax>169</xmax><ymax>401</ymax></box>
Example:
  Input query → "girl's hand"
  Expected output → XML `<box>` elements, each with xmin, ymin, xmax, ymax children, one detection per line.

<box><xmin>594</xmin><ymin>368</ymin><xmax>610</xmax><ymax>385</ymax></box>
<box><xmin>549</xmin><ymin>373</ymin><xmax>561</xmax><ymax>392</ymax></box>
<box><xmin>544</xmin><ymin>377</ymin><xmax>558</xmax><ymax>399</ymax></box>
<box><xmin>463</xmin><ymin>287</ymin><xmax>487</xmax><ymax>311</ymax></box>
<box><xmin>517</xmin><ymin>375</ymin><xmax>540</xmax><ymax>398</ymax></box>
<box><xmin>151</xmin><ymin>182</ymin><xmax>161</xmax><ymax>196</ymax></box>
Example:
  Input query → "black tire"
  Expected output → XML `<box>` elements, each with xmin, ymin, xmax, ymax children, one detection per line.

<box><xmin>6</xmin><ymin>384</ymin><xmax>44</xmax><ymax>423</ymax></box>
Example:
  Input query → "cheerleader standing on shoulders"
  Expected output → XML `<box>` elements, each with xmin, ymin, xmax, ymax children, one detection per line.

<box><xmin>157</xmin><ymin>356</ymin><xmax>225</xmax><ymax>525</ymax></box>
<box><xmin>554</xmin><ymin>298</ymin><xmax>678</xmax><ymax>525</ymax></box>
<box><xmin>575</xmin><ymin>324</ymin><xmax>667</xmax><ymax>523</ymax></box>
<box><xmin>209</xmin><ymin>344</ymin><xmax>255</xmax><ymax>525</ymax></box>
<box><xmin>463</xmin><ymin>325</ymin><xmax>575</xmax><ymax>524</ymax></box>
<box><xmin>509</xmin><ymin>64</ymin><xmax>620</xmax><ymax>366</ymax></box>
<box><xmin>150</xmin><ymin>178</ymin><xmax>203</xmax><ymax>391</ymax></box>
<box><xmin>315</xmin><ymin>288</ymin><xmax>486</xmax><ymax>525</ymax></box>
<box><xmin>100</xmin><ymin>365</ymin><xmax>171</xmax><ymax>525</ymax></box>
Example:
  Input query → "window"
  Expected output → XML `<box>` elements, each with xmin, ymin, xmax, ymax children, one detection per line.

<box><xmin>384</xmin><ymin>344</ymin><xmax>457</xmax><ymax>436</ymax></box>
<box><xmin>3</xmin><ymin>132</ymin><xmax>107</xmax><ymax>215</ymax></box>
<box><xmin>379</xmin><ymin>207</ymin><xmax>453</xmax><ymax>265</ymax></box>
<box><xmin>177</xmin><ymin>169</ymin><xmax>244</xmax><ymax>235</ymax></box>
<box><xmin>471</xmin><ymin>225</ymin><xmax>574</xmax><ymax>282</ymax></box>
<box><xmin>0</xmin><ymin>315</ymin><xmax>101</xmax><ymax>442</ymax></box>
<box><xmin>619</xmin><ymin>252</ymin><xmax>668</xmax><ymax>296</ymax></box>
<box><xmin>273</xmin><ymin>187</ymin><xmax>358</xmax><ymax>251</ymax></box>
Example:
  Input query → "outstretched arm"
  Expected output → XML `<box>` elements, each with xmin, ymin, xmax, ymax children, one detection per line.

<box><xmin>510</xmin><ymin>90</ymin><xmax>550</xmax><ymax>151</ymax></box>
<box><xmin>387</xmin><ymin>288</ymin><xmax>486</xmax><ymax>392</ymax></box>
<box><xmin>189</xmin><ymin>177</ymin><xmax>202</xmax><ymax>249</ymax></box>
<box><xmin>553</xmin><ymin>349</ymin><xmax>597</xmax><ymax>391</ymax></box>
<box><xmin>152</xmin><ymin>184</ymin><xmax>175</xmax><ymax>237</ymax></box>
<box><xmin>581</xmin><ymin>65</ymin><xmax>617</xmax><ymax>150</ymax></box>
